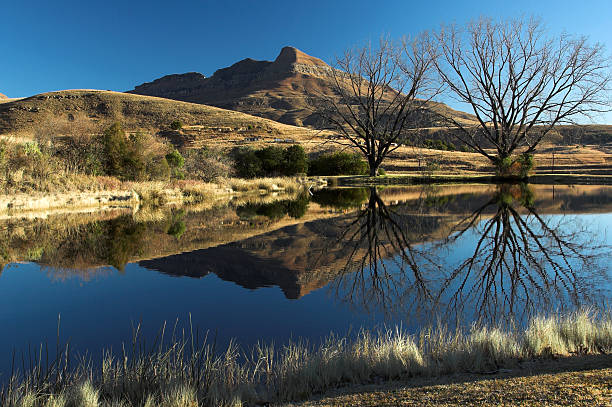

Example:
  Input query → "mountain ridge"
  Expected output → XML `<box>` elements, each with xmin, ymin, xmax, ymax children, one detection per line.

<box><xmin>129</xmin><ymin>46</ymin><xmax>476</xmax><ymax>128</ymax></box>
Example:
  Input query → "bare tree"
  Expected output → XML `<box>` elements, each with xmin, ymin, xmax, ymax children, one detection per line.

<box><xmin>313</xmin><ymin>36</ymin><xmax>439</xmax><ymax>176</ymax></box>
<box><xmin>432</xmin><ymin>17</ymin><xmax>611</xmax><ymax>176</ymax></box>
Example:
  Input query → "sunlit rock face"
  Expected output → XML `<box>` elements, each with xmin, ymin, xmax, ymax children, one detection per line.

<box><xmin>129</xmin><ymin>46</ymin><xmax>342</xmax><ymax>127</ymax></box>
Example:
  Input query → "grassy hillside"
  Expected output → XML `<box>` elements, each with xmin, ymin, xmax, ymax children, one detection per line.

<box><xmin>0</xmin><ymin>89</ymin><xmax>320</xmax><ymax>139</ymax></box>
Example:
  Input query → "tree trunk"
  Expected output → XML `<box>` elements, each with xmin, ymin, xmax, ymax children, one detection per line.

<box><xmin>369</xmin><ymin>164</ymin><xmax>379</xmax><ymax>177</ymax></box>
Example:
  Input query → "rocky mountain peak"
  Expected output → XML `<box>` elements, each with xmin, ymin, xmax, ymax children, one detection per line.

<box><xmin>0</xmin><ymin>92</ymin><xmax>7</xmax><ymax>99</ymax></box>
<box><xmin>131</xmin><ymin>72</ymin><xmax>206</xmax><ymax>96</ymax></box>
<box><xmin>273</xmin><ymin>46</ymin><xmax>328</xmax><ymax>68</ymax></box>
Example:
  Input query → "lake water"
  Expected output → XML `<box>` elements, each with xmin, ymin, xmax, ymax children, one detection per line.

<box><xmin>0</xmin><ymin>183</ymin><xmax>611</xmax><ymax>377</ymax></box>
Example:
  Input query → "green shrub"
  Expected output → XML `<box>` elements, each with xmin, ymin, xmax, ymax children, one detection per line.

<box><xmin>233</xmin><ymin>145</ymin><xmax>308</xmax><ymax>178</ymax></box>
<box><xmin>495</xmin><ymin>153</ymin><xmax>534</xmax><ymax>178</ymax></box>
<box><xmin>165</xmin><ymin>149</ymin><xmax>185</xmax><ymax>169</ymax></box>
<box><xmin>424</xmin><ymin>138</ymin><xmax>456</xmax><ymax>151</ymax></box>
<box><xmin>102</xmin><ymin>123</ymin><xmax>131</xmax><ymax>178</ymax></box>
<box><xmin>233</xmin><ymin>147</ymin><xmax>264</xmax><ymax>178</ymax></box>
<box><xmin>170</xmin><ymin>120</ymin><xmax>183</xmax><ymax>130</ymax></box>
<box><xmin>516</xmin><ymin>153</ymin><xmax>534</xmax><ymax>178</ymax></box>
<box><xmin>308</xmin><ymin>152</ymin><xmax>368</xmax><ymax>176</ymax></box>
<box><xmin>165</xmin><ymin>149</ymin><xmax>185</xmax><ymax>179</ymax></box>
<box><xmin>283</xmin><ymin>144</ymin><xmax>308</xmax><ymax>175</ymax></box>
<box><xmin>102</xmin><ymin>123</ymin><xmax>175</xmax><ymax>181</ymax></box>
<box><xmin>256</xmin><ymin>146</ymin><xmax>285</xmax><ymax>174</ymax></box>
<box><xmin>147</xmin><ymin>158</ymin><xmax>171</xmax><ymax>180</ymax></box>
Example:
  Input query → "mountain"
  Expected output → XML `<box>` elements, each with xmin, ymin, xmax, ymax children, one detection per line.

<box><xmin>0</xmin><ymin>93</ymin><xmax>7</xmax><ymax>99</ymax></box>
<box><xmin>0</xmin><ymin>89</ymin><xmax>317</xmax><ymax>140</ymax></box>
<box><xmin>129</xmin><ymin>46</ymin><xmax>477</xmax><ymax>128</ymax></box>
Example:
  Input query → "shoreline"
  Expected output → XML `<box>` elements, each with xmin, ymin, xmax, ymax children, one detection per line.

<box><xmin>332</xmin><ymin>173</ymin><xmax>612</xmax><ymax>186</ymax></box>
<box><xmin>2</xmin><ymin>173</ymin><xmax>611</xmax><ymax>217</ymax></box>
<box><xmin>0</xmin><ymin>176</ymin><xmax>313</xmax><ymax>217</ymax></box>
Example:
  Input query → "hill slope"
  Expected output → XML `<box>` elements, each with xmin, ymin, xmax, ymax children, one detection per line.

<box><xmin>129</xmin><ymin>46</ymin><xmax>477</xmax><ymax>128</ymax></box>
<box><xmin>0</xmin><ymin>89</ymin><xmax>319</xmax><ymax>140</ymax></box>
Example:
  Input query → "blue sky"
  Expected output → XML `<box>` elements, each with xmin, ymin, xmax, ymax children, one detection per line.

<box><xmin>1</xmin><ymin>0</ymin><xmax>611</xmax><ymax>122</ymax></box>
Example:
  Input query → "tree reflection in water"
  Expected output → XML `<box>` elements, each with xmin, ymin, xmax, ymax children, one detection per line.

<box><xmin>320</xmin><ymin>185</ymin><xmax>610</xmax><ymax>324</ymax></box>
<box><xmin>436</xmin><ymin>184</ymin><xmax>609</xmax><ymax>324</ymax></box>
<box><xmin>314</xmin><ymin>187</ymin><xmax>441</xmax><ymax>315</ymax></box>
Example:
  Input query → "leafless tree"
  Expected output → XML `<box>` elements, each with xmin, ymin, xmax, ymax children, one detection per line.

<box><xmin>312</xmin><ymin>36</ymin><xmax>439</xmax><ymax>176</ymax></box>
<box><xmin>432</xmin><ymin>17</ymin><xmax>611</xmax><ymax>176</ymax></box>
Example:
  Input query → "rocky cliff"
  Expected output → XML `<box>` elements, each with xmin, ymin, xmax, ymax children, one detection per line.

<box><xmin>130</xmin><ymin>46</ymin><xmax>343</xmax><ymax>127</ymax></box>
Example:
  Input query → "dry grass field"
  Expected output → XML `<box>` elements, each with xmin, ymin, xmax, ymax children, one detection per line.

<box><xmin>0</xmin><ymin>89</ymin><xmax>610</xmax><ymax>181</ymax></box>
<box><xmin>0</xmin><ymin>89</ymin><xmax>323</xmax><ymax>140</ymax></box>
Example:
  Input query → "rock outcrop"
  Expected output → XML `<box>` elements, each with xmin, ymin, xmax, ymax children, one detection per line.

<box><xmin>130</xmin><ymin>46</ymin><xmax>477</xmax><ymax>128</ymax></box>
<box><xmin>130</xmin><ymin>47</ymin><xmax>358</xmax><ymax>127</ymax></box>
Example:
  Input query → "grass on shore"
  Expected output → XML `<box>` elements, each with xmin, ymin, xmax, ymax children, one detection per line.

<box><xmin>127</xmin><ymin>177</ymin><xmax>303</xmax><ymax>207</ymax></box>
<box><xmin>1</xmin><ymin>310</ymin><xmax>611</xmax><ymax>406</ymax></box>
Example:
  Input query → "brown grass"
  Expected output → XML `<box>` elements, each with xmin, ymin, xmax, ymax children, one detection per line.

<box><xmin>0</xmin><ymin>90</ymin><xmax>320</xmax><ymax>140</ymax></box>
<box><xmin>2</xmin><ymin>311</ymin><xmax>611</xmax><ymax>406</ymax></box>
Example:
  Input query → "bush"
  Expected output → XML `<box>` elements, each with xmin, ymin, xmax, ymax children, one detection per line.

<box><xmin>256</xmin><ymin>146</ymin><xmax>285</xmax><ymax>174</ymax></box>
<box><xmin>233</xmin><ymin>145</ymin><xmax>308</xmax><ymax>178</ymax></box>
<box><xmin>495</xmin><ymin>153</ymin><xmax>534</xmax><ymax>178</ymax></box>
<box><xmin>283</xmin><ymin>145</ymin><xmax>308</xmax><ymax>175</ymax></box>
<box><xmin>165</xmin><ymin>149</ymin><xmax>185</xmax><ymax>179</ymax></box>
<box><xmin>233</xmin><ymin>147</ymin><xmax>264</xmax><ymax>178</ymax></box>
<box><xmin>183</xmin><ymin>147</ymin><xmax>234</xmax><ymax>182</ymax></box>
<box><xmin>170</xmin><ymin>120</ymin><xmax>183</xmax><ymax>130</ymax></box>
<box><xmin>308</xmin><ymin>152</ymin><xmax>368</xmax><ymax>176</ymax></box>
<box><xmin>424</xmin><ymin>138</ymin><xmax>456</xmax><ymax>151</ymax></box>
<box><xmin>103</xmin><ymin>122</ymin><xmax>130</xmax><ymax>177</ymax></box>
<box><xmin>102</xmin><ymin>123</ymin><xmax>174</xmax><ymax>181</ymax></box>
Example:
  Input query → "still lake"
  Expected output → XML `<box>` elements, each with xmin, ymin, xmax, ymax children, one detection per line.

<box><xmin>0</xmin><ymin>183</ymin><xmax>611</xmax><ymax>377</ymax></box>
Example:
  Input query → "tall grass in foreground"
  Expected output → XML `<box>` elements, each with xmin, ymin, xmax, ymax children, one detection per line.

<box><xmin>2</xmin><ymin>310</ymin><xmax>611</xmax><ymax>406</ymax></box>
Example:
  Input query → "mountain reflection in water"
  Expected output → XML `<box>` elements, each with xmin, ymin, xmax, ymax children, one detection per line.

<box><xmin>1</xmin><ymin>184</ymin><xmax>611</xmax><ymax>326</ymax></box>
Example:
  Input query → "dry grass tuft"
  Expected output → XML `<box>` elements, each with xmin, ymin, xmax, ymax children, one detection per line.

<box><xmin>2</xmin><ymin>310</ymin><xmax>610</xmax><ymax>406</ymax></box>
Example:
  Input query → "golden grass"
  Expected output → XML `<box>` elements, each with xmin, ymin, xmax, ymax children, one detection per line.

<box><xmin>2</xmin><ymin>310</ymin><xmax>611</xmax><ymax>406</ymax></box>
<box><xmin>225</xmin><ymin>177</ymin><xmax>302</xmax><ymax>193</ymax></box>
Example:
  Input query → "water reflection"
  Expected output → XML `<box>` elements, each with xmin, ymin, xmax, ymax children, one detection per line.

<box><xmin>314</xmin><ymin>187</ymin><xmax>439</xmax><ymax>315</ymax></box>
<box><xmin>0</xmin><ymin>184</ymin><xmax>610</xmax><ymax>326</ymax></box>
<box><xmin>435</xmin><ymin>184</ymin><xmax>609</xmax><ymax>323</ymax></box>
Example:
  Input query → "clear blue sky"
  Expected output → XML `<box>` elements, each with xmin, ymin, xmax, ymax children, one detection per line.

<box><xmin>2</xmin><ymin>0</ymin><xmax>611</xmax><ymax>122</ymax></box>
